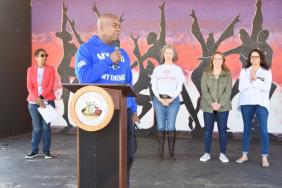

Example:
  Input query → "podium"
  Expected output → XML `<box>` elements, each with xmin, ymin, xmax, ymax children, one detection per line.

<box><xmin>63</xmin><ymin>83</ymin><xmax>136</xmax><ymax>188</ymax></box>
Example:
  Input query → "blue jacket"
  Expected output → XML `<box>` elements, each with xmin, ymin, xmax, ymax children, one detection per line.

<box><xmin>75</xmin><ymin>35</ymin><xmax>137</xmax><ymax>113</ymax></box>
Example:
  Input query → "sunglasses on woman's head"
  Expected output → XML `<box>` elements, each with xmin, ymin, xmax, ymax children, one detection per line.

<box><xmin>39</xmin><ymin>54</ymin><xmax>48</xmax><ymax>58</ymax></box>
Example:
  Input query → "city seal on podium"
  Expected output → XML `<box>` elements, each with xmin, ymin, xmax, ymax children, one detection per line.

<box><xmin>70</xmin><ymin>86</ymin><xmax>114</xmax><ymax>131</ymax></box>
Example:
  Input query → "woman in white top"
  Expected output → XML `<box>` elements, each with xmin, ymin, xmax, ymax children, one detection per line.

<box><xmin>151</xmin><ymin>45</ymin><xmax>185</xmax><ymax>161</ymax></box>
<box><xmin>236</xmin><ymin>49</ymin><xmax>272</xmax><ymax>167</ymax></box>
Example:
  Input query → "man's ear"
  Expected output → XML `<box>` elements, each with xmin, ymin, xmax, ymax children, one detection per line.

<box><xmin>97</xmin><ymin>24</ymin><xmax>103</xmax><ymax>32</ymax></box>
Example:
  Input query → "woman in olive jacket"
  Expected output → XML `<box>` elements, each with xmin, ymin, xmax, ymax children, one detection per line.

<box><xmin>199</xmin><ymin>52</ymin><xmax>232</xmax><ymax>163</ymax></box>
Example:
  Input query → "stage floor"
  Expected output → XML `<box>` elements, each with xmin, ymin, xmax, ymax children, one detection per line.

<box><xmin>0</xmin><ymin>133</ymin><xmax>281</xmax><ymax>188</ymax></box>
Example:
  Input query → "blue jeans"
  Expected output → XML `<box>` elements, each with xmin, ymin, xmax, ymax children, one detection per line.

<box><xmin>152</xmin><ymin>97</ymin><xmax>180</xmax><ymax>131</ymax></box>
<box><xmin>241</xmin><ymin>105</ymin><xmax>269</xmax><ymax>156</ymax></box>
<box><xmin>203</xmin><ymin>111</ymin><xmax>229</xmax><ymax>154</ymax></box>
<box><xmin>28</xmin><ymin>101</ymin><xmax>55</xmax><ymax>154</ymax></box>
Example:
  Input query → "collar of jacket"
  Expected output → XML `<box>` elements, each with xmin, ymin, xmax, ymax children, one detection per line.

<box><xmin>205</xmin><ymin>69</ymin><xmax>229</xmax><ymax>77</ymax></box>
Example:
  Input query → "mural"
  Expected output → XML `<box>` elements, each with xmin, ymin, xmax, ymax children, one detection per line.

<box><xmin>32</xmin><ymin>0</ymin><xmax>282</xmax><ymax>136</ymax></box>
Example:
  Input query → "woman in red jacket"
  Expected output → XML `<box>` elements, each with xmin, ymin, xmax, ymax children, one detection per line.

<box><xmin>25</xmin><ymin>48</ymin><xmax>56</xmax><ymax>159</ymax></box>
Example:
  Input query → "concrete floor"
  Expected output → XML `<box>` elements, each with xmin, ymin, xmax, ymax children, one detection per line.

<box><xmin>0</xmin><ymin>133</ymin><xmax>282</xmax><ymax>188</ymax></box>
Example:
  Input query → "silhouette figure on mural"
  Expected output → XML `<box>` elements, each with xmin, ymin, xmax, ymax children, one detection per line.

<box><xmin>130</xmin><ymin>34</ymin><xmax>155</xmax><ymax>120</ymax></box>
<box><xmin>68</xmin><ymin>19</ymin><xmax>84</xmax><ymax>45</ymax></box>
<box><xmin>258</xmin><ymin>30</ymin><xmax>273</xmax><ymax>66</ymax></box>
<box><xmin>131</xmin><ymin>1</ymin><xmax>166</xmax><ymax>69</ymax></box>
<box><xmin>130</xmin><ymin>2</ymin><xmax>166</xmax><ymax>134</ymax></box>
<box><xmin>189</xmin><ymin>9</ymin><xmax>240</xmax><ymax>135</ymax></box>
<box><xmin>92</xmin><ymin>1</ymin><xmax>125</xmax><ymax>23</ymax></box>
<box><xmin>224</xmin><ymin>0</ymin><xmax>276</xmax><ymax>99</ymax></box>
<box><xmin>56</xmin><ymin>3</ymin><xmax>80</xmax><ymax>130</ymax></box>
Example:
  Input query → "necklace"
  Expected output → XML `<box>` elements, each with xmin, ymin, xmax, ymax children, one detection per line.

<box><xmin>213</xmin><ymin>69</ymin><xmax>221</xmax><ymax>79</ymax></box>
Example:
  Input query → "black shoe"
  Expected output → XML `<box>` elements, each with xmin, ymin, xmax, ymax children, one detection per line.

<box><xmin>44</xmin><ymin>151</ymin><xmax>52</xmax><ymax>159</ymax></box>
<box><xmin>25</xmin><ymin>151</ymin><xmax>39</xmax><ymax>159</ymax></box>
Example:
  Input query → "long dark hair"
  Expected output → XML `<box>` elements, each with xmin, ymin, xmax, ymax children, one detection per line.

<box><xmin>205</xmin><ymin>51</ymin><xmax>230</xmax><ymax>72</ymax></box>
<box><xmin>244</xmin><ymin>49</ymin><xmax>270</xmax><ymax>70</ymax></box>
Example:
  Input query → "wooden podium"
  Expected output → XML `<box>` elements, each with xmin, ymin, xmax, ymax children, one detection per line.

<box><xmin>63</xmin><ymin>83</ymin><xmax>136</xmax><ymax>188</ymax></box>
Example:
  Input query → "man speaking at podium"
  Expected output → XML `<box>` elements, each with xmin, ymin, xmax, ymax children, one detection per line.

<box><xmin>75</xmin><ymin>13</ymin><xmax>139</xmax><ymax>187</ymax></box>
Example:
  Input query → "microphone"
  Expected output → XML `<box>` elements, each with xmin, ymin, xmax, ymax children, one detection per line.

<box><xmin>112</xmin><ymin>40</ymin><xmax>120</xmax><ymax>70</ymax></box>
<box><xmin>113</xmin><ymin>40</ymin><xmax>120</xmax><ymax>49</ymax></box>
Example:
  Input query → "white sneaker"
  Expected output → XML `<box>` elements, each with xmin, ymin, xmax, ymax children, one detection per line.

<box><xmin>219</xmin><ymin>153</ymin><xmax>229</xmax><ymax>163</ymax></box>
<box><xmin>200</xmin><ymin>153</ymin><xmax>211</xmax><ymax>162</ymax></box>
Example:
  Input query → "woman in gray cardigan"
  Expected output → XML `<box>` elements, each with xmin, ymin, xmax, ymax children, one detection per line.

<box><xmin>199</xmin><ymin>52</ymin><xmax>232</xmax><ymax>163</ymax></box>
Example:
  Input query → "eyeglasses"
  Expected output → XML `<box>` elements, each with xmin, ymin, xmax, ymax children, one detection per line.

<box><xmin>38</xmin><ymin>54</ymin><xmax>48</xmax><ymax>58</ymax></box>
<box><xmin>250</xmin><ymin>56</ymin><xmax>260</xmax><ymax>59</ymax></box>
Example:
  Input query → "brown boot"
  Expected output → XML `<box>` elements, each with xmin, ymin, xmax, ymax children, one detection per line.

<box><xmin>168</xmin><ymin>131</ymin><xmax>176</xmax><ymax>162</ymax></box>
<box><xmin>157</xmin><ymin>131</ymin><xmax>165</xmax><ymax>160</ymax></box>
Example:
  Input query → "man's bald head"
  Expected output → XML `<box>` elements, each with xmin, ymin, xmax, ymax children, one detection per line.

<box><xmin>97</xmin><ymin>13</ymin><xmax>121</xmax><ymax>44</ymax></box>
<box><xmin>97</xmin><ymin>13</ymin><xmax>119</xmax><ymax>29</ymax></box>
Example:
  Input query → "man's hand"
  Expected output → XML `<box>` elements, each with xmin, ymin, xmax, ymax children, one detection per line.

<box><xmin>110</xmin><ymin>50</ymin><xmax>121</xmax><ymax>64</ymax></box>
<box><xmin>132</xmin><ymin>113</ymin><xmax>140</xmax><ymax>124</ymax></box>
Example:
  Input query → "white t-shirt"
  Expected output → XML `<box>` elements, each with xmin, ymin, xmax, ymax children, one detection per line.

<box><xmin>37</xmin><ymin>67</ymin><xmax>45</xmax><ymax>95</ymax></box>
<box><xmin>151</xmin><ymin>64</ymin><xmax>185</xmax><ymax>99</ymax></box>
<box><xmin>238</xmin><ymin>67</ymin><xmax>272</xmax><ymax>111</ymax></box>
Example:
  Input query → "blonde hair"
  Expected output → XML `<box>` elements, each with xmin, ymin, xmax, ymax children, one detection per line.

<box><xmin>160</xmin><ymin>45</ymin><xmax>178</xmax><ymax>64</ymax></box>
